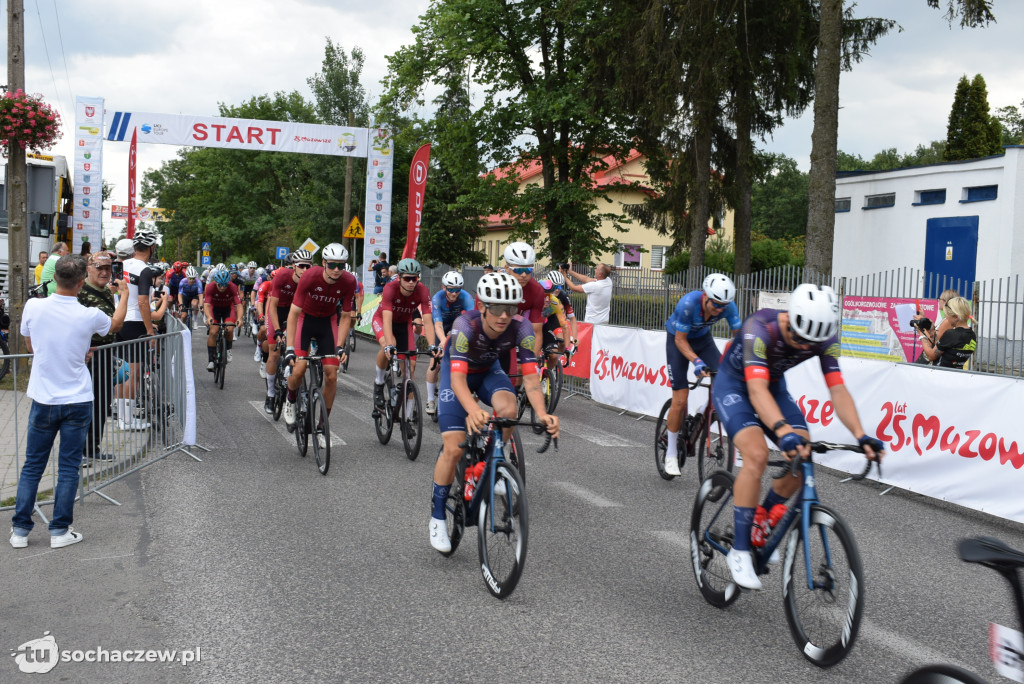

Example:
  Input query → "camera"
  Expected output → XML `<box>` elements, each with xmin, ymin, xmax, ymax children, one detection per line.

<box><xmin>559</xmin><ymin>262</ymin><xmax>570</xmax><ymax>270</ymax></box>
<box><xmin>111</xmin><ymin>261</ymin><xmax>124</xmax><ymax>281</ymax></box>
<box><xmin>910</xmin><ymin>317</ymin><xmax>932</xmax><ymax>331</ymax></box>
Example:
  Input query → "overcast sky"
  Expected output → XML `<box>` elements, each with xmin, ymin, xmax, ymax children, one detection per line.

<box><xmin>3</xmin><ymin>0</ymin><xmax>1022</xmax><ymax>241</ymax></box>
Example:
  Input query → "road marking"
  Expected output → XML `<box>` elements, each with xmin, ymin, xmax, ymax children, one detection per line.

<box><xmin>15</xmin><ymin>549</ymin><xmax>56</xmax><ymax>561</ymax></box>
<box><xmin>859</xmin><ymin>616</ymin><xmax>974</xmax><ymax>671</ymax></box>
<box><xmin>80</xmin><ymin>553</ymin><xmax>136</xmax><ymax>561</ymax></box>
<box><xmin>344</xmin><ymin>375</ymin><xmax>373</xmax><ymax>392</ymax></box>
<box><xmin>338</xmin><ymin>405</ymin><xmax>373</xmax><ymax>426</ymax></box>
<box><xmin>248</xmin><ymin>401</ymin><xmax>345</xmax><ymax>446</ymax></box>
<box><xmin>552</xmin><ymin>481</ymin><xmax>621</xmax><ymax>507</ymax></box>
<box><xmin>563</xmin><ymin>425</ymin><xmax>641</xmax><ymax>448</ymax></box>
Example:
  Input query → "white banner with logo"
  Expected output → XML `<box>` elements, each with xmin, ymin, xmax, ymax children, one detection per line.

<box><xmin>103</xmin><ymin>110</ymin><xmax>369</xmax><ymax>157</ymax></box>
<box><xmin>362</xmin><ymin>126</ymin><xmax>394</xmax><ymax>291</ymax></box>
<box><xmin>73</xmin><ymin>96</ymin><xmax>104</xmax><ymax>248</ymax></box>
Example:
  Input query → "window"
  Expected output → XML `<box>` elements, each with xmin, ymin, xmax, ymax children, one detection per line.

<box><xmin>650</xmin><ymin>245</ymin><xmax>669</xmax><ymax>270</ymax></box>
<box><xmin>834</xmin><ymin>197</ymin><xmax>851</xmax><ymax>213</ymax></box>
<box><xmin>614</xmin><ymin>243</ymin><xmax>642</xmax><ymax>268</ymax></box>
<box><xmin>962</xmin><ymin>185</ymin><xmax>998</xmax><ymax>203</ymax></box>
<box><xmin>863</xmin><ymin>193</ymin><xmax>895</xmax><ymax>209</ymax></box>
<box><xmin>914</xmin><ymin>189</ymin><xmax>946</xmax><ymax>206</ymax></box>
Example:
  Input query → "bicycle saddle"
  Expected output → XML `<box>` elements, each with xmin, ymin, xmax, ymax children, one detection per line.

<box><xmin>958</xmin><ymin>536</ymin><xmax>1024</xmax><ymax>569</ymax></box>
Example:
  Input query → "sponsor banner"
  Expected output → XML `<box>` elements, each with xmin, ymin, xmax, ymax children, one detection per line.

<box><xmin>104</xmin><ymin>110</ymin><xmax>369</xmax><ymax>157</ymax></box>
<box><xmin>990</xmin><ymin>622</ymin><xmax>1024</xmax><ymax>683</ymax></box>
<box><xmin>73</xmin><ymin>96</ymin><xmax>104</xmax><ymax>247</ymax></box>
<box><xmin>356</xmin><ymin>294</ymin><xmax>381</xmax><ymax>335</ymax></box>
<box><xmin>563</xmin><ymin>322</ymin><xmax>593</xmax><ymax>379</ymax></box>
<box><xmin>362</xmin><ymin>126</ymin><xmax>393</xmax><ymax>292</ymax></box>
<box><xmin>402</xmin><ymin>143</ymin><xmax>431</xmax><ymax>260</ymax></box>
<box><xmin>842</xmin><ymin>295</ymin><xmax>940</xmax><ymax>362</ymax></box>
<box><xmin>758</xmin><ymin>291</ymin><xmax>790</xmax><ymax>310</ymax></box>
<box><xmin>111</xmin><ymin>205</ymin><xmax>172</xmax><ymax>221</ymax></box>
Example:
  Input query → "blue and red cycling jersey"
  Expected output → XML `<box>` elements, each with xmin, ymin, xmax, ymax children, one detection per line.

<box><xmin>665</xmin><ymin>290</ymin><xmax>742</xmax><ymax>339</ymax></box>
<box><xmin>432</xmin><ymin>288</ymin><xmax>475</xmax><ymax>335</ymax></box>
<box><xmin>447</xmin><ymin>309</ymin><xmax>538</xmax><ymax>375</ymax></box>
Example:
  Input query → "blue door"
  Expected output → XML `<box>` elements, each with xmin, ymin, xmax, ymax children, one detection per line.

<box><xmin>924</xmin><ymin>217</ymin><xmax>978</xmax><ymax>298</ymax></box>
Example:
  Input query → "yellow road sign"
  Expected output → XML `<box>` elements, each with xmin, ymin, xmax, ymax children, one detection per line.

<box><xmin>343</xmin><ymin>216</ymin><xmax>364</xmax><ymax>239</ymax></box>
<box><xmin>300</xmin><ymin>237</ymin><xmax>320</xmax><ymax>256</ymax></box>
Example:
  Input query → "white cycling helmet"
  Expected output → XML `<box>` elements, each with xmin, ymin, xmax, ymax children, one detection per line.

<box><xmin>503</xmin><ymin>241</ymin><xmax>535</xmax><ymax>266</ymax></box>
<box><xmin>247</xmin><ymin>261</ymin><xmax>257</xmax><ymax>269</ymax></box>
<box><xmin>201</xmin><ymin>269</ymin><xmax>210</xmax><ymax>279</ymax></box>
<box><xmin>185</xmin><ymin>266</ymin><xmax>198</xmax><ymax>278</ymax></box>
<box><xmin>290</xmin><ymin>250</ymin><xmax>312</xmax><ymax>264</ymax></box>
<box><xmin>132</xmin><ymin>226</ymin><xmax>159</xmax><ymax>248</ymax></box>
<box><xmin>216</xmin><ymin>262</ymin><xmax>226</xmax><ymax>272</ymax></box>
<box><xmin>547</xmin><ymin>270</ymin><xmax>565</xmax><ymax>287</ymax></box>
<box><xmin>256</xmin><ymin>267</ymin><xmax>266</xmax><ymax>277</ymax></box>
<box><xmin>703</xmin><ymin>273</ymin><xmax>736</xmax><ymax>304</ymax></box>
<box><xmin>441</xmin><ymin>270</ymin><xmax>464</xmax><ymax>288</ymax></box>
<box><xmin>477</xmin><ymin>272</ymin><xmax>523</xmax><ymax>305</ymax></box>
<box><xmin>114</xmin><ymin>238</ymin><xmax>134</xmax><ymax>259</ymax></box>
<box><xmin>322</xmin><ymin>243</ymin><xmax>348</xmax><ymax>261</ymax></box>
<box><xmin>788</xmin><ymin>283</ymin><xmax>839</xmax><ymax>342</ymax></box>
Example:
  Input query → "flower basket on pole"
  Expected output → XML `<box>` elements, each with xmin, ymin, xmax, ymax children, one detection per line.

<box><xmin>0</xmin><ymin>89</ymin><xmax>62</xmax><ymax>155</ymax></box>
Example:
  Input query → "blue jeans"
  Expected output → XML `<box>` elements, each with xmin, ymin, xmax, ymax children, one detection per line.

<box><xmin>11</xmin><ymin>401</ymin><xmax>92</xmax><ymax>536</ymax></box>
<box><xmin>373</xmin><ymin>285</ymin><xmax>384</xmax><ymax>295</ymax></box>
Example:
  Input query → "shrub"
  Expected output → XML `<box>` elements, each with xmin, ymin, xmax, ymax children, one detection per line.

<box><xmin>750</xmin><ymin>239</ymin><xmax>791</xmax><ymax>271</ymax></box>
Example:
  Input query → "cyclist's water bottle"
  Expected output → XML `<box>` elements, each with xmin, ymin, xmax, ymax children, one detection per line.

<box><xmin>311</xmin><ymin>339</ymin><xmax>318</xmax><ymax>355</ymax></box>
<box><xmin>751</xmin><ymin>503</ymin><xmax>788</xmax><ymax>547</ymax></box>
<box><xmin>390</xmin><ymin>386</ymin><xmax>399</xmax><ymax>407</ymax></box>
<box><xmin>464</xmin><ymin>462</ymin><xmax>486</xmax><ymax>501</ymax></box>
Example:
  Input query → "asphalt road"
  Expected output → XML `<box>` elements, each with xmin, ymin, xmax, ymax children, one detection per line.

<box><xmin>3</xmin><ymin>330</ymin><xmax>1023</xmax><ymax>683</ymax></box>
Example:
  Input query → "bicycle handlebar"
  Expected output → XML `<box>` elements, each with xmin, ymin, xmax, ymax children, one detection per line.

<box><xmin>688</xmin><ymin>370</ymin><xmax>716</xmax><ymax>391</ymax></box>
<box><xmin>388</xmin><ymin>349</ymin><xmax>440</xmax><ymax>371</ymax></box>
<box><xmin>458</xmin><ymin>417</ymin><xmax>558</xmax><ymax>454</ymax></box>
<box><xmin>774</xmin><ymin>441</ymin><xmax>879</xmax><ymax>481</ymax></box>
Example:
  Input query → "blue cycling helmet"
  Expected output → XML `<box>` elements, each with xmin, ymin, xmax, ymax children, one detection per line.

<box><xmin>213</xmin><ymin>270</ymin><xmax>231</xmax><ymax>286</ymax></box>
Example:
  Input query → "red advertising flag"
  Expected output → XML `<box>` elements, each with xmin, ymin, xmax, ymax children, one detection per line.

<box><xmin>127</xmin><ymin>128</ymin><xmax>138</xmax><ymax>238</ymax></box>
<box><xmin>402</xmin><ymin>143</ymin><xmax>431</xmax><ymax>260</ymax></box>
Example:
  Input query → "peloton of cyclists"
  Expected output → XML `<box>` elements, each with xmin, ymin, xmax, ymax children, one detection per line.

<box><xmin>662</xmin><ymin>273</ymin><xmax>742</xmax><ymax>477</ymax></box>
<box><xmin>711</xmin><ymin>283</ymin><xmax>885</xmax><ymax>590</ymax></box>
<box><xmin>429</xmin><ymin>272</ymin><xmax>560</xmax><ymax>553</ymax></box>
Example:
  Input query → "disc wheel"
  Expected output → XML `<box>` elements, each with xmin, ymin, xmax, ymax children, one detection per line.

<box><xmin>401</xmin><ymin>381</ymin><xmax>423</xmax><ymax>461</ymax></box>
<box><xmin>310</xmin><ymin>389</ymin><xmax>330</xmax><ymax>475</ymax></box>
<box><xmin>690</xmin><ymin>469</ymin><xmax>741</xmax><ymax>608</ymax></box>
<box><xmin>782</xmin><ymin>504</ymin><xmax>865</xmax><ymax>668</ymax></box>
<box><xmin>374</xmin><ymin>374</ymin><xmax>395</xmax><ymax>444</ymax></box>
<box><xmin>654</xmin><ymin>399</ymin><xmax>680</xmax><ymax>481</ymax></box>
<box><xmin>477</xmin><ymin>462</ymin><xmax>528</xmax><ymax>599</ymax></box>
<box><xmin>697</xmin><ymin>409</ymin><xmax>735</xmax><ymax>482</ymax></box>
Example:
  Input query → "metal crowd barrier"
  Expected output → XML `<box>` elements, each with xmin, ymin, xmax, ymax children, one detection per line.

<box><xmin>0</xmin><ymin>315</ymin><xmax>201</xmax><ymax>520</ymax></box>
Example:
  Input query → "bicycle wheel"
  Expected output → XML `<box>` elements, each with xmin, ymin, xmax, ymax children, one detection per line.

<box><xmin>899</xmin><ymin>664</ymin><xmax>988</xmax><ymax>684</ymax></box>
<box><xmin>654</xmin><ymin>399</ymin><xmax>679</xmax><ymax>481</ymax></box>
<box><xmin>548</xmin><ymin>361</ymin><xmax>563</xmax><ymax>413</ymax></box>
<box><xmin>374</xmin><ymin>374</ymin><xmax>395</xmax><ymax>444</ymax></box>
<box><xmin>442</xmin><ymin>451</ymin><xmax>467</xmax><ymax>558</ymax></box>
<box><xmin>503</xmin><ymin>427</ymin><xmax>526</xmax><ymax>485</ymax></box>
<box><xmin>342</xmin><ymin>337</ymin><xmax>351</xmax><ymax>373</ymax></box>
<box><xmin>690</xmin><ymin>469</ymin><xmax>742</xmax><ymax>608</ymax></box>
<box><xmin>697</xmin><ymin>409</ymin><xmax>735</xmax><ymax>482</ymax></box>
<box><xmin>401</xmin><ymin>381</ymin><xmax>423</xmax><ymax>461</ymax></box>
<box><xmin>781</xmin><ymin>504</ymin><xmax>865</xmax><ymax>668</ymax></box>
<box><xmin>349</xmin><ymin>329</ymin><xmax>356</xmax><ymax>352</ymax></box>
<box><xmin>216</xmin><ymin>336</ymin><xmax>227</xmax><ymax>389</ymax></box>
<box><xmin>272</xmin><ymin>375</ymin><xmax>285</xmax><ymax>421</ymax></box>
<box><xmin>478</xmin><ymin>462</ymin><xmax>528</xmax><ymax>599</ymax></box>
<box><xmin>530</xmin><ymin>368</ymin><xmax>553</xmax><ymax>435</ymax></box>
<box><xmin>515</xmin><ymin>384</ymin><xmax>528</xmax><ymax>421</ymax></box>
<box><xmin>0</xmin><ymin>335</ymin><xmax>10</xmax><ymax>383</ymax></box>
<box><xmin>295</xmin><ymin>382</ymin><xmax>309</xmax><ymax>458</ymax></box>
<box><xmin>310</xmin><ymin>388</ymin><xmax>330</xmax><ymax>475</ymax></box>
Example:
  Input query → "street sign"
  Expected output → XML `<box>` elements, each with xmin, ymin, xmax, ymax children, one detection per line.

<box><xmin>201</xmin><ymin>256</ymin><xmax>211</xmax><ymax>267</ymax></box>
<box><xmin>276</xmin><ymin>246</ymin><xmax>289</xmax><ymax>260</ymax></box>
<box><xmin>202</xmin><ymin>242</ymin><xmax>211</xmax><ymax>251</ymax></box>
<box><xmin>299</xmin><ymin>238</ymin><xmax>320</xmax><ymax>256</ymax></box>
<box><xmin>343</xmin><ymin>216</ymin><xmax>364</xmax><ymax>239</ymax></box>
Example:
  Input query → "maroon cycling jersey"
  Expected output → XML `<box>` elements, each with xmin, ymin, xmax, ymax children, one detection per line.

<box><xmin>378</xmin><ymin>279</ymin><xmax>432</xmax><ymax>323</ymax></box>
<box><xmin>292</xmin><ymin>266</ymin><xmax>357</xmax><ymax>318</ymax></box>
<box><xmin>203</xmin><ymin>281</ymin><xmax>241</xmax><ymax>309</ymax></box>
<box><xmin>518</xmin><ymin>278</ymin><xmax>546</xmax><ymax>324</ymax></box>
<box><xmin>269</xmin><ymin>268</ymin><xmax>299</xmax><ymax>308</ymax></box>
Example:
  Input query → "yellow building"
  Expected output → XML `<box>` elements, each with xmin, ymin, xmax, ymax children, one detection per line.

<box><xmin>476</xmin><ymin>150</ymin><xmax>734</xmax><ymax>269</ymax></box>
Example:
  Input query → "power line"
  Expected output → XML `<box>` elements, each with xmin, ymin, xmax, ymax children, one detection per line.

<box><xmin>50</xmin><ymin>0</ymin><xmax>75</xmax><ymax>108</ymax></box>
<box><xmin>32</xmin><ymin>0</ymin><xmax>63</xmax><ymax>107</ymax></box>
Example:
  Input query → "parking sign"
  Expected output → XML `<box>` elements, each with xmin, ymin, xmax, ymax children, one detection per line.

<box><xmin>275</xmin><ymin>246</ymin><xmax>289</xmax><ymax>260</ymax></box>
<box><xmin>201</xmin><ymin>256</ymin><xmax>211</xmax><ymax>267</ymax></box>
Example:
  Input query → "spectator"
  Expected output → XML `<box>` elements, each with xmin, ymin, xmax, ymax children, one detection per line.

<box><xmin>34</xmin><ymin>251</ymin><xmax>48</xmax><ymax>285</ymax></box>
<box><xmin>920</xmin><ymin>296</ymin><xmax>976</xmax><ymax>369</ymax></box>
<box><xmin>40</xmin><ymin>241</ymin><xmax>70</xmax><ymax>295</ymax></box>
<box><xmin>370</xmin><ymin>252</ymin><xmax>390</xmax><ymax>294</ymax></box>
<box><xmin>562</xmin><ymin>262</ymin><xmax>613</xmax><ymax>324</ymax></box>
<box><xmin>482</xmin><ymin>264</ymin><xmax>495</xmax><ymax>275</ymax></box>
<box><xmin>10</xmin><ymin>255</ymin><xmax>128</xmax><ymax>549</ymax></box>
<box><xmin>388</xmin><ymin>264</ymin><xmax>398</xmax><ymax>282</ymax></box>
<box><xmin>77</xmin><ymin>252</ymin><xmax>130</xmax><ymax>462</ymax></box>
<box><xmin>79</xmin><ymin>241</ymin><xmax>92</xmax><ymax>257</ymax></box>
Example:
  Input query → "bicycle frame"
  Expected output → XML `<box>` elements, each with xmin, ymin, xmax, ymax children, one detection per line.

<box><xmin>463</xmin><ymin>429</ymin><xmax>514</xmax><ymax>534</ymax></box>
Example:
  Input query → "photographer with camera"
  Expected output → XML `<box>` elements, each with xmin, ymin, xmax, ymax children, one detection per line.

<box><xmin>916</xmin><ymin>296</ymin><xmax>976</xmax><ymax>369</ymax></box>
<box><xmin>561</xmin><ymin>262</ymin><xmax>613</xmax><ymax>325</ymax></box>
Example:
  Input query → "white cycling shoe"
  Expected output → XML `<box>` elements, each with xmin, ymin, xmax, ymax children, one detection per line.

<box><xmin>727</xmin><ymin>549</ymin><xmax>763</xmax><ymax>590</ymax></box>
<box><xmin>283</xmin><ymin>400</ymin><xmax>296</xmax><ymax>426</ymax></box>
<box><xmin>429</xmin><ymin>517</ymin><xmax>451</xmax><ymax>553</ymax></box>
<box><xmin>664</xmin><ymin>453</ymin><xmax>681</xmax><ymax>477</ymax></box>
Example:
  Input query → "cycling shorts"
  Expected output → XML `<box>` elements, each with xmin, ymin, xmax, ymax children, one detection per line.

<box><xmin>294</xmin><ymin>312</ymin><xmax>340</xmax><ymax>367</ymax></box>
<box><xmin>666</xmin><ymin>332</ymin><xmax>721</xmax><ymax>391</ymax></box>
<box><xmin>437</xmin><ymin>358</ymin><xmax>516</xmax><ymax>433</ymax></box>
<box><xmin>542</xmin><ymin>317</ymin><xmax>564</xmax><ymax>349</ymax></box>
<box><xmin>266</xmin><ymin>305</ymin><xmax>290</xmax><ymax>343</ymax></box>
<box><xmin>711</xmin><ymin>368</ymin><xmax>808</xmax><ymax>443</ymax></box>
<box><xmin>211</xmin><ymin>306</ymin><xmax>237</xmax><ymax>324</ymax></box>
<box><xmin>372</xmin><ymin>317</ymin><xmax>414</xmax><ymax>357</ymax></box>
<box><xmin>181</xmin><ymin>293</ymin><xmax>199</xmax><ymax>308</ymax></box>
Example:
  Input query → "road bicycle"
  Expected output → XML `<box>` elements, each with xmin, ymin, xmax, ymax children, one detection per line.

<box><xmin>690</xmin><ymin>441</ymin><xmax>877</xmax><ymax>668</ymax></box>
<box><xmin>511</xmin><ymin>361</ymin><xmax>560</xmax><ymax>436</ymax></box>
<box><xmin>269</xmin><ymin>337</ymin><xmax>287</xmax><ymax>422</ymax></box>
<box><xmin>373</xmin><ymin>349</ymin><xmax>436</xmax><ymax>461</ymax></box>
<box><xmin>440</xmin><ymin>416</ymin><xmax>556</xmax><ymax>599</ymax></box>
<box><xmin>209</xmin><ymin>321</ymin><xmax>236</xmax><ymax>390</ymax></box>
<box><xmin>341</xmin><ymin>323</ymin><xmax>356</xmax><ymax>373</ymax></box>
<box><xmin>655</xmin><ymin>372</ymin><xmax>734</xmax><ymax>482</ymax></box>
<box><xmin>247</xmin><ymin>304</ymin><xmax>261</xmax><ymax>345</ymax></box>
<box><xmin>899</xmin><ymin>536</ymin><xmax>1024</xmax><ymax>683</ymax></box>
<box><xmin>287</xmin><ymin>348</ymin><xmax>335</xmax><ymax>475</ymax></box>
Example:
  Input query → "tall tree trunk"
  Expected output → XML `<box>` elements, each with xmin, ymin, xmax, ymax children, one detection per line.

<box><xmin>688</xmin><ymin>103</ymin><xmax>713</xmax><ymax>288</ymax></box>
<box><xmin>804</xmin><ymin>0</ymin><xmax>842</xmax><ymax>277</ymax></box>
<box><xmin>733</xmin><ymin>92</ymin><xmax>753</xmax><ymax>276</ymax></box>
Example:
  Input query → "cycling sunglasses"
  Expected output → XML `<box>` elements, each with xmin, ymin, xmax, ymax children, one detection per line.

<box><xmin>401</xmin><ymin>275</ymin><xmax>419</xmax><ymax>283</ymax></box>
<box><xmin>446</xmin><ymin>287</ymin><xmax>462</xmax><ymax>294</ymax></box>
<box><xmin>510</xmin><ymin>267</ymin><xmax>533</xmax><ymax>275</ymax></box>
<box><xmin>324</xmin><ymin>262</ymin><xmax>345</xmax><ymax>271</ymax></box>
<box><xmin>294</xmin><ymin>263</ymin><xmax>311</xmax><ymax>270</ymax></box>
<box><xmin>485</xmin><ymin>303</ymin><xmax>518</xmax><ymax>317</ymax></box>
<box><xmin>708</xmin><ymin>299</ymin><xmax>728</xmax><ymax>310</ymax></box>
<box><xmin>788</xmin><ymin>325</ymin><xmax>812</xmax><ymax>345</ymax></box>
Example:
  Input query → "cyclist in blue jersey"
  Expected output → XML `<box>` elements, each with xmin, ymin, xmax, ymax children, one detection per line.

<box><xmin>177</xmin><ymin>266</ymin><xmax>202</xmax><ymax>326</ymax></box>
<box><xmin>425</xmin><ymin>270</ymin><xmax>475</xmax><ymax>416</ymax></box>
<box><xmin>712</xmin><ymin>284</ymin><xmax>885</xmax><ymax>590</ymax></box>
<box><xmin>427</xmin><ymin>272</ymin><xmax>559</xmax><ymax>553</ymax></box>
<box><xmin>662</xmin><ymin>273</ymin><xmax>742</xmax><ymax>476</ymax></box>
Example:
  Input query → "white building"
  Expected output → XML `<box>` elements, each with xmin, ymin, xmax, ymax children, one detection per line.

<box><xmin>833</xmin><ymin>146</ymin><xmax>1024</xmax><ymax>287</ymax></box>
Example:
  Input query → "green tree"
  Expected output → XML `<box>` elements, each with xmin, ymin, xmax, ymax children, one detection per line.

<box><xmin>945</xmin><ymin>73</ymin><xmax>1003</xmax><ymax>160</ymax></box>
<box><xmin>994</xmin><ymin>100</ymin><xmax>1024</xmax><ymax>145</ymax></box>
<box><xmin>751</xmin><ymin>153</ymin><xmax>809</xmax><ymax>239</ymax></box>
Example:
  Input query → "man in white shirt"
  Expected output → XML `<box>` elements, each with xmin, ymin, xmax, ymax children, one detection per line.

<box><xmin>562</xmin><ymin>263</ymin><xmax>613</xmax><ymax>324</ymax></box>
<box><xmin>10</xmin><ymin>255</ymin><xmax>129</xmax><ymax>550</ymax></box>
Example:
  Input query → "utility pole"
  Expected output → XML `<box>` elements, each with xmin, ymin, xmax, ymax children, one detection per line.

<box><xmin>343</xmin><ymin>110</ymin><xmax>354</xmax><ymax>260</ymax></box>
<box><xmin>7</xmin><ymin>0</ymin><xmax>28</xmax><ymax>361</ymax></box>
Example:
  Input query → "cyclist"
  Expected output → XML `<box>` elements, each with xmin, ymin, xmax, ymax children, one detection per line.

<box><xmin>424</xmin><ymin>270</ymin><xmax>474</xmax><ymax>416</ymax></box>
<box><xmin>662</xmin><ymin>273</ymin><xmax>742</xmax><ymax>477</ymax></box>
<box><xmin>202</xmin><ymin>269</ymin><xmax>244</xmax><ymax>371</ymax></box>
<box><xmin>538</xmin><ymin>278</ymin><xmax>572</xmax><ymax>371</ymax></box>
<box><xmin>428</xmin><ymin>272</ymin><xmax>560</xmax><ymax>553</ymax></box>
<box><xmin>177</xmin><ymin>266</ymin><xmax>202</xmax><ymax>326</ymax></box>
<box><xmin>244</xmin><ymin>260</ymin><xmax>258</xmax><ymax>306</ymax></box>
<box><xmin>545</xmin><ymin>269</ymin><xmax>578</xmax><ymax>355</ymax></box>
<box><xmin>500</xmin><ymin>242</ymin><xmax>546</xmax><ymax>377</ymax></box>
<box><xmin>370</xmin><ymin>257</ymin><xmax>441</xmax><ymax>411</ymax></box>
<box><xmin>167</xmin><ymin>261</ymin><xmax>186</xmax><ymax>315</ymax></box>
<box><xmin>263</xmin><ymin>250</ymin><xmax>311</xmax><ymax>414</ymax></box>
<box><xmin>282</xmin><ymin>243</ymin><xmax>358</xmax><ymax>442</ymax></box>
<box><xmin>712</xmin><ymin>283</ymin><xmax>885</xmax><ymax>590</ymax></box>
<box><xmin>115</xmin><ymin>227</ymin><xmax>160</xmax><ymax>430</ymax></box>
<box><xmin>254</xmin><ymin>270</ymin><xmax>274</xmax><ymax>379</ymax></box>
